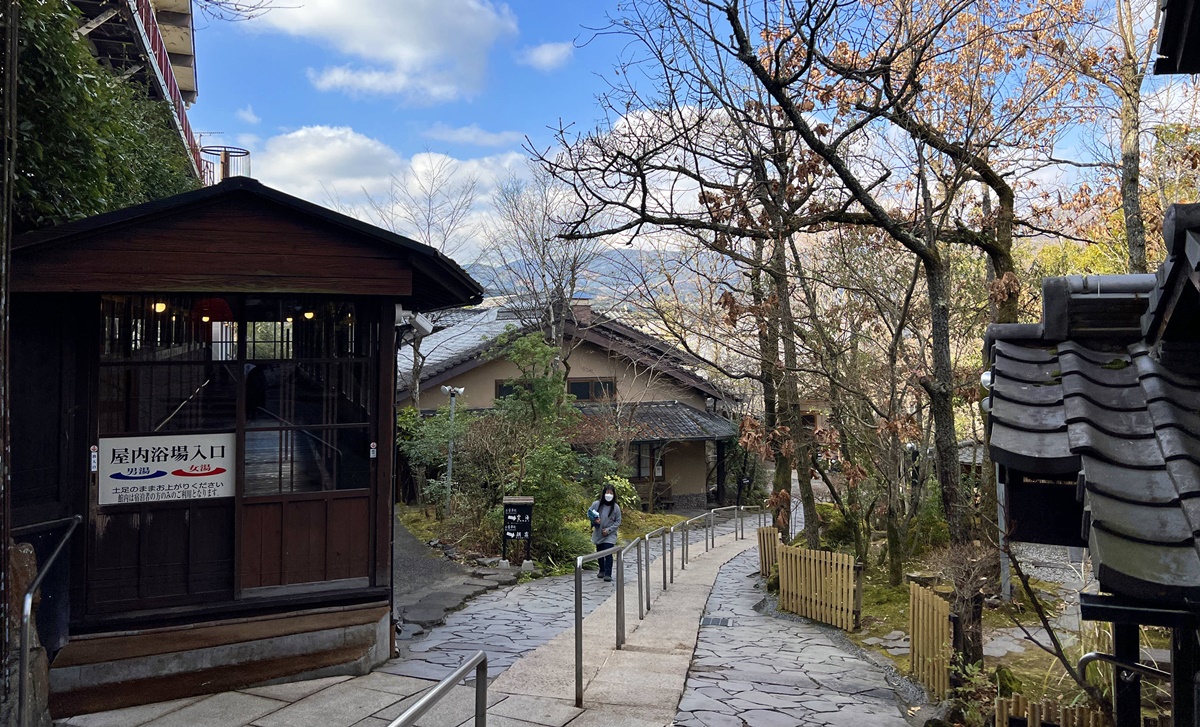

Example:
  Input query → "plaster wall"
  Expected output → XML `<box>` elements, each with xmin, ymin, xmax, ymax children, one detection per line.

<box><xmin>416</xmin><ymin>341</ymin><xmax>708</xmax><ymax>410</ymax></box>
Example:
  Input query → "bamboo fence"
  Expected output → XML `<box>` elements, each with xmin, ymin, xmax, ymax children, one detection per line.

<box><xmin>776</xmin><ymin>542</ymin><xmax>856</xmax><ymax>630</ymax></box>
<box><xmin>909</xmin><ymin>582</ymin><xmax>952</xmax><ymax>700</ymax></box>
<box><xmin>757</xmin><ymin>526</ymin><xmax>778</xmax><ymax>576</ymax></box>
<box><xmin>996</xmin><ymin>694</ymin><xmax>1108</xmax><ymax>727</ymax></box>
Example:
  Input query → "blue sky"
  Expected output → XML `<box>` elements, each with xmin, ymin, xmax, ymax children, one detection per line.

<box><xmin>187</xmin><ymin>0</ymin><xmax>625</xmax><ymax>231</ymax></box>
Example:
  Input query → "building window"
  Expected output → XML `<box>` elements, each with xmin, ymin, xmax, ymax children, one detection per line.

<box><xmin>568</xmin><ymin>378</ymin><xmax>615</xmax><ymax>401</ymax></box>
<box><xmin>496</xmin><ymin>380</ymin><xmax>516</xmax><ymax>399</ymax></box>
<box><xmin>97</xmin><ymin>295</ymin><xmax>378</xmax><ymax>498</ymax></box>
<box><xmin>631</xmin><ymin>443</ymin><xmax>662</xmax><ymax>479</ymax></box>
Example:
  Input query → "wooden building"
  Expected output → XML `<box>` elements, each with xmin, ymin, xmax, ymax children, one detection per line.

<box><xmin>397</xmin><ymin>303</ymin><xmax>740</xmax><ymax>510</ymax></box>
<box><xmin>984</xmin><ymin>206</ymin><xmax>1200</xmax><ymax>727</ymax></box>
<box><xmin>9</xmin><ymin>177</ymin><xmax>482</xmax><ymax>716</ymax></box>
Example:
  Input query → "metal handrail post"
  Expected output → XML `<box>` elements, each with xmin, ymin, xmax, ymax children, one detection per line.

<box><xmin>681</xmin><ymin>520</ymin><xmax>688</xmax><ymax>570</ymax></box>
<box><xmin>572</xmin><ymin>543</ymin><xmax>622</xmax><ymax>707</ymax></box>
<box><xmin>645</xmin><ymin>533</ymin><xmax>652</xmax><ymax>609</ymax></box>
<box><xmin>18</xmin><ymin>515</ymin><xmax>81</xmax><ymax>727</ymax></box>
<box><xmin>575</xmin><ymin>559</ymin><xmax>583</xmax><ymax>707</ymax></box>
<box><xmin>616</xmin><ymin>552</ymin><xmax>624</xmax><ymax>649</ymax></box>
<box><xmin>661</xmin><ymin>529</ymin><xmax>667</xmax><ymax>591</ymax></box>
<box><xmin>387</xmin><ymin>650</ymin><xmax>488</xmax><ymax>727</ymax></box>
<box><xmin>707</xmin><ymin>511</ymin><xmax>712</xmax><ymax>552</ymax></box>
<box><xmin>636</xmin><ymin>539</ymin><xmax>644</xmax><ymax>621</ymax></box>
<box><xmin>669</xmin><ymin>526</ymin><xmax>675</xmax><ymax>583</ymax></box>
<box><xmin>737</xmin><ymin>506</ymin><xmax>743</xmax><ymax>539</ymax></box>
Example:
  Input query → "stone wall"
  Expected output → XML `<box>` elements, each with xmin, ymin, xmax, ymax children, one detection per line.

<box><xmin>672</xmin><ymin>492</ymin><xmax>706</xmax><ymax>512</ymax></box>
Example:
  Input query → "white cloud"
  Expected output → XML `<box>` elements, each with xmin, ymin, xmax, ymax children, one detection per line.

<box><xmin>252</xmin><ymin>0</ymin><xmax>518</xmax><ymax>101</ymax></box>
<box><xmin>235</xmin><ymin>105</ymin><xmax>261</xmax><ymax>124</ymax></box>
<box><xmin>252</xmin><ymin>126</ymin><xmax>402</xmax><ymax>202</ymax></box>
<box><xmin>516</xmin><ymin>42</ymin><xmax>573</xmax><ymax>72</ymax></box>
<box><xmin>245</xmin><ymin>125</ymin><xmax>528</xmax><ymax>258</ymax></box>
<box><xmin>425</xmin><ymin>123</ymin><xmax>523</xmax><ymax>147</ymax></box>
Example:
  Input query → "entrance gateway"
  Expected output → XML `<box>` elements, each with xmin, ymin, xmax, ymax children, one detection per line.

<box><xmin>8</xmin><ymin>177</ymin><xmax>482</xmax><ymax>716</ymax></box>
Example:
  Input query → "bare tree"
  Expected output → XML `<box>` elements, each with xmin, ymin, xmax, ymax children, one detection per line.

<box><xmin>194</xmin><ymin>0</ymin><xmax>277</xmax><ymax>21</ymax></box>
<box><xmin>537</xmin><ymin>0</ymin><xmax>1082</xmax><ymax>545</ymax></box>
<box><xmin>363</xmin><ymin>151</ymin><xmax>480</xmax><ymax>260</ymax></box>
<box><xmin>480</xmin><ymin>164</ymin><xmax>609</xmax><ymax>369</ymax></box>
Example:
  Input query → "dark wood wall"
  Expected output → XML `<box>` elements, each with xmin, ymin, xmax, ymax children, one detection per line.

<box><xmin>12</xmin><ymin>198</ymin><xmax>415</xmax><ymax>296</ymax></box>
<box><xmin>87</xmin><ymin>500</ymin><xmax>234</xmax><ymax>614</ymax></box>
<box><xmin>239</xmin><ymin>493</ymin><xmax>371</xmax><ymax>588</ymax></box>
<box><xmin>11</xmin><ymin>295</ymin><xmax>91</xmax><ymax>527</ymax></box>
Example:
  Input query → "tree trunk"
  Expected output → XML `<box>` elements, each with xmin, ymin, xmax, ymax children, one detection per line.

<box><xmin>924</xmin><ymin>257</ymin><xmax>967</xmax><ymax>542</ymax></box>
<box><xmin>886</xmin><ymin>505</ymin><xmax>905</xmax><ymax>586</ymax></box>
<box><xmin>771</xmin><ymin>240</ymin><xmax>816</xmax><ymax>547</ymax></box>
<box><xmin>1120</xmin><ymin>65</ymin><xmax>1146</xmax><ymax>274</ymax></box>
<box><xmin>992</xmin><ymin>190</ymin><xmax>1020</xmax><ymax>324</ymax></box>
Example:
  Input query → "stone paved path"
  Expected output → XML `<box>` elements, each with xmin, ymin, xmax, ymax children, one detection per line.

<box><xmin>386</xmin><ymin>514</ymin><xmax>750</xmax><ymax>681</ymax></box>
<box><xmin>674</xmin><ymin>549</ymin><xmax>912</xmax><ymax>727</ymax></box>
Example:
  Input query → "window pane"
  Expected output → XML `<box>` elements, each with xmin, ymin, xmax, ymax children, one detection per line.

<box><xmin>569</xmin><ymin>381</ymin><xmax>592</xmax><ymax>400</ymax></box>
<box><xmin>99</xmin><ymin>295</ymin><xmax>238</xmax><ymax>435</ymax></box>
<box><xmin>247</xmin><ymin>298</ymin><xmax>376</xmax><ymax>430</ymax></box>
<box><xmin>244</xmin><ymin>426</ymin><xmax>370</xmax><ymax>495</ymax></box>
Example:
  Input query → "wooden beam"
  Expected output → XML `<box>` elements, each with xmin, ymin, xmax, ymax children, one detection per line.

<box><xmin>73</xmin><ymin>8</ymin><xmax>119</xmax><ymax>39</ymax></box>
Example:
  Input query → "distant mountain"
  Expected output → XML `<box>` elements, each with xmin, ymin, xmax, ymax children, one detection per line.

<box><xmin>464</xmin><ymin>247</ymin><xmax>729</xmax><ymax>303</ymax></box>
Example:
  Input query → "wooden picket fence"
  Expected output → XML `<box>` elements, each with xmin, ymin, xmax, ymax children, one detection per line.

<box><xmin>777</xmin><ymin>542</ymin><xmax>858</xmax><ymax>630</ymax></box>
<box><xmin>909</xmin><ymin>582</ymin><xmax>952</xmax><ymax>700</ymax></box>
<box><xmin>996</xmin><ymin>694</ymin><xmax>1108</xmax><ymax>727</ymax></box>
<box><xmin>757</xmin><ymin>526</ymin><xmax>778</xmax><ymax>576</ymax></box>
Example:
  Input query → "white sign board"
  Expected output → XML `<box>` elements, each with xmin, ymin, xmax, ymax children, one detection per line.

<box><xmin>99</xmin><ymin>433</ymin><xmax>236</xmax><ymax>505</ymax></box>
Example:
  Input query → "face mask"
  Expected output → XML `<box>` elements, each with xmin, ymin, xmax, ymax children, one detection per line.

<box><xmin>603</xmin><ymin>493</ymin><xmax>614</xmax><ymax>503</ymax></box>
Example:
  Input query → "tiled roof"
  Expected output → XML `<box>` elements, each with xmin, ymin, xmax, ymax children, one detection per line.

<box><xmin>575</xmin><ymin>401</ymin><xmax>738</xmax><ymax>443</ymax></box>
<box><xmin>397</xmin><ymin>304</ymin><xmax>728</xmax><ymax>401</ymax></box>
<box><xmin>397</xmin><ymin>308</ymin><xmax>530</xmax><ymax>393</ymax></box>
<box><xmin>988</xmin><ymin>338</ymin><xmax>1200</xmax><ymax>601</ymax></box>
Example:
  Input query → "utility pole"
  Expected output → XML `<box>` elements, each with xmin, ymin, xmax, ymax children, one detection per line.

<box><xmin>440</xmin><ymin>386</ymin><xmax>464</xmax><ymax>515</ymax></box>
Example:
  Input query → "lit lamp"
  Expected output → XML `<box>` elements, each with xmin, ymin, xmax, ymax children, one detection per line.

<box><xmin>153</xmin><ymin>302</ymin><xmax>167</xmax><ymax>313</ymax></box>
<box><xmin>303</xmin><ymin>311</ymin><xmax>315</xmax><ymax>320</ymax></box>
<box><xmin>440</xmin><ymin>385</ymin><xmax>465</xmax><ymax>514</ymax></box>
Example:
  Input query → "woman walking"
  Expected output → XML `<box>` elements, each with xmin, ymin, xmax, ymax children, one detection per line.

<box><xmin>589</xmin><ymin>484</ymin><xmax>622</xmax><ymax>582</ymax></box>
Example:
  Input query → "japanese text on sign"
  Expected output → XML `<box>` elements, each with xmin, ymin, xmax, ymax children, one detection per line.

<box><xmin>503</xmin><ymin>502</ymin><xmax>533</xmax><ymax>541</ymax></box>
<box><xmin>98</xmin><ymin>433</ymin><xmax>236</xmax><ymax>505</ymax></box>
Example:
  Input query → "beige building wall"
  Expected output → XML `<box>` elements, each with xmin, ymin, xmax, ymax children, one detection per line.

<box><xmin>663</xmin><ymin>441</ymin><xmax>708</xmax><ymax>498</ymax></box>
<box><xmin>415</xmin><ymin>340</ymin><xmax>709</xmax><ymax>410</ymax></box>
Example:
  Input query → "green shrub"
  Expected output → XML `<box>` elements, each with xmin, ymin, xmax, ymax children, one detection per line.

<box><xmin>603</xmin><ymin>474</ymin><xmax>641</xmax><ymax>512</ymax></box>
<box><xmin>791</xmin><ymin>502</ymin><xmax>855</xmax><ymax>550</ymax></box>
<box><xmin>766</xmin><ymin>562</ymin><xmax>779</xmax><ymax>593</ymax></box>
<box><xmin>537</xmin><ymin>525</ymin><xmax>595</xmax><ymax>569</ymax></box>
<box><xmin>819</xmin><ymin>503</ymin><xmax>856</xmax><ymax>548</ymax></box>
<box><xmin>909</xmin><ymin>495</ymin><xmax>951</xmax><ymax>556</ymax></box>
<box><xmin>15</xmin><ymin>0</ymin><xmax>198</xmax><ymax>233</ymax></box>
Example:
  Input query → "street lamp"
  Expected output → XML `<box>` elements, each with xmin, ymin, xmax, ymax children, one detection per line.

<box><xmin>440</xmin><ymin>385</ymin><xmax>465</xmax><ymax>514</ymax></box>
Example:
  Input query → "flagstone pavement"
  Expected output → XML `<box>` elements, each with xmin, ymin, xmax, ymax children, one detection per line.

<box><xmin>674</xmin><ymin>549</ymin><xmax>912</xmax><ymax>727</ymax></box>
<box><xmin>55</xmin><ymin>516</ymin><xmax>921</xmax><ymax>727</ymax></box>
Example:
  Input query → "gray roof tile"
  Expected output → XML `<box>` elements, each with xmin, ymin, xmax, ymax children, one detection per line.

<box><xmin>1084</xmin><ymin>459</ymin><xmax>1177</xmax><ymax>505</ymax></box>
<box><xmin>575</xmin><ymin>401</ymin><xmax>737</xmax><ymax>442</ymax></box>
<box><xmin>988</xmin><ymin>332</ymin><xmax>1200</xmax><ymax>603</ymax></box>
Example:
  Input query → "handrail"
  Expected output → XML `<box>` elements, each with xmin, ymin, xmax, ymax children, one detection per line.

<box><xmin>153</xmin><ymin>378</ymin><xmax>211</xmax><ymax>431</ymax></box>
<box><xmin>575</xmin><ymin>543</ymin><xmax>623</xmax><ymax>707</ymax></box>
<box><xmin>387</xmin><ymin>650</ymin><xmax>488</xmax><ymax>726</ymax></box>
<box><xmin>711</xmin><ymin>505</ymin><xmax>740</xmax><ymax>539</ymax></box>
<box><xmin>617</xmin><ymin>537</ymin><xmax>645</xmax><ymax>647</ymax></box>
<box><xmin>1078</xmin><ymin>651</ymin><xmax>1171</xmax><ymax>682</ymax></box>
<box><xmin>573</xmin><ymin>515</ymin><xmax>735</xmax><ymax>708</ymax></box>
<box><xmin>18</xmin><ymin>515</ymin><xmax>82</xmax><ymax>727</ymax></box>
